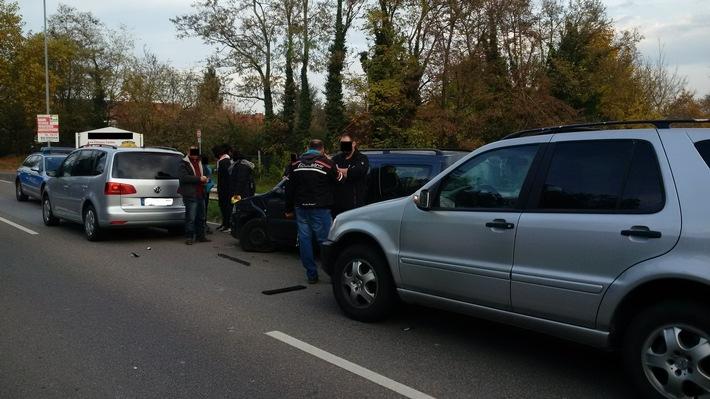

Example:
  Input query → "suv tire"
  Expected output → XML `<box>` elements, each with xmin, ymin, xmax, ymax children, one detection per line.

<box><xmin>42</xmin><ymin>194</ymin><xmax>59</xmax><ymax>226</ymax></box>
<box><xmin>15</xmin><ymin>180</ymin><xmax>28</xmax><ymax>201</ymax></box>
<box><xmin>623</xmin><ymin>301</ymin><xmax>710</xmax><ymax>399</ymax></box>
<box><xmin>331</xmin><ymin>244</ymin><xmax>397</xmax><ymax>322</ymax></box>
<box><xmin>83</xmin><ymin>205</ymin><xmax>103</xmax><ymax>241</ymax></box>
<box><xmin>239</xmin><ymin>218</ymin><xmax>275</xmax><ymax>252</ymax></box>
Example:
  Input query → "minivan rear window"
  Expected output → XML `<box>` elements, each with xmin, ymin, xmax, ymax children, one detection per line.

<box><xmin>695</xmin><ymin>140</ymin><xmax>710</xmax><ymax>168</ymax></box>
<box><xmin>112</xmin><ymin>152</ymin><xmax>182</xmax><ymax>180</ymax></box>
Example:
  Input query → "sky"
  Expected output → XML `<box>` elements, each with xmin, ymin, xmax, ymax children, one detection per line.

<box><xmin>16</xmin><ymin>0</ymin><xmax>710</xmax><ymax>107</ymax></box>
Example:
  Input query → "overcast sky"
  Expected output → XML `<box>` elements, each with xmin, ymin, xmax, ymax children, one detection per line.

<box><xmin>17</xmin><ymin>0</ymin><xmax>710</xmax><ymax>106</ymax></box>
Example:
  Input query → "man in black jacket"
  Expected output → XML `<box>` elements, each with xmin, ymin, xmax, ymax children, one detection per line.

<box><xmin>178</xmin><ymin>147</ymin><xmax>210</xmax><ymax>245</ymax></box>
<box><xmin>331</xmin><ymin>133</ymin><xmax>369</xmax><ymax>217</ymax></box>
<box><xmin>228</xmin><ymin>151</ymin><xmax>255</xmax><ymax>200</ymax></box>
<box><xmin>285</xmin><ymin>139</ymin><xmax>343</xmax><ymax>283</ymax></box>
<box><xmin>214</xmin><ymin>144</ymin><xmax>232</xmax><ymax>232</ymax></box>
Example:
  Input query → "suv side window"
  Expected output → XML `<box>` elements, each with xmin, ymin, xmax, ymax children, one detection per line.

<box><xmin>695</xmin><ymin>140</ymin><xmax>710</xmax><ymax>168</ymax></box>
<box><xmin>436</xmin><ymin>144</ymin><xmax>539</xmax><ymax>210</ymax></box>
<box><xmin>537</xmin><ymin>139</ymin><xmax>664</xmax><ymax>213</ymax></box>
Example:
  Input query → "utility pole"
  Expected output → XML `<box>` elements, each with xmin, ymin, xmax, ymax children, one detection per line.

<box><xmin>43</xmin><ymin>0</ymin><xmax>51</xmax><ymax>147</ymax></box>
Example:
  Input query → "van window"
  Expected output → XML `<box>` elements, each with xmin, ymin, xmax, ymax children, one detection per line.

<box><xmin>112</xmin><ymin>152</ymin><xmax>182</xmax><ymax>180</ymax></box>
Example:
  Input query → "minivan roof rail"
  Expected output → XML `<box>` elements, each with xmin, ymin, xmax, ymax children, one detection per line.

<box><xmin>143</xmin><ymin>146</ymin><xmax>181</xmax><ymax>152</ymax></box>
<box><xmin>503</xmin><ymin>119</ymin><xmax>710</xmax><ymax>140</ymax></box>
<box><xmin>79</xmin><ymin>144</ymin><xmax>117</xmax><ymax>149</ymax></box>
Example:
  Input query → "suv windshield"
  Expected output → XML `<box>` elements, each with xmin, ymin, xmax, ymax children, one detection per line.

<box><xmin>112</xmin><ymin>152</ymin><xmax>182</xmax><ymax>180</ymax></box>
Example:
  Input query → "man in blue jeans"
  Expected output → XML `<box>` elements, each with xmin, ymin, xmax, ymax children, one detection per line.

<box><xmin>178</xmin><ymin>147</ymin><xmax>211</xmax><ymax>245</ymax></box>
<box><xmin>285</xmin><ymin>139</ymin><xmax>343</xmax><ymax>283</ymax></box>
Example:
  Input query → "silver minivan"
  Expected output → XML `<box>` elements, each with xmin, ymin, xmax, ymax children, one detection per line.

<box><xmin>322</xmin><ymin>121</ymin><xmax>710</xmax><ymax>399</ymax></box>
<box><xmin>42</xmin><ymin>146</ymin><xmax>186</xmax><ymax>240</ymax></box>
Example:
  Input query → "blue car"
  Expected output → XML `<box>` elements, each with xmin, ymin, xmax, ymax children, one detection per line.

<box><xmin>15</xmin><ymin>147</ymin><xmax>73</xmax><ymax>201</ymax></box>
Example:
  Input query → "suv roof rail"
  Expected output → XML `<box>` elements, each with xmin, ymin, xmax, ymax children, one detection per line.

<box><xmin>79</xmin><ymin>144</ymin><xmax>117</xmax><ymax>149</ymax></box>
<box><xmin>503</xmin><ymin>119</ymin><xmax>710</xmax><ymax>140</ymax></box>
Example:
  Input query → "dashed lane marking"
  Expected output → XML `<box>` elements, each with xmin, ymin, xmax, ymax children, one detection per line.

<box><xmin>265</xmin><ymin>331</ymin><xmax>436</xmax><ymax>399</ymax></box>
<box><xmin>0</xmin><ymin>215</ymin><xmax>39</xmax><ymax>235</ymax></box>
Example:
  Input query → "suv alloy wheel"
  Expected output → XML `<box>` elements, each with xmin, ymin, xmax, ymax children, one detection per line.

<box><xmin>332</xmin><ymin>244</ymin><xmax>397</xmax><ymax>321</ymax></box>
<box><xmin>624</xmin><ymin>301</ymin><xmax>710</xmax><ymax>398</ymax></box>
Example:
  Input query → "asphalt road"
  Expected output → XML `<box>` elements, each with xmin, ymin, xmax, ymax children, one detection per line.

<box><xmin>0</xmin><ymin>177</ymin><xmax>636</xmax><ymax>398</ymax></box>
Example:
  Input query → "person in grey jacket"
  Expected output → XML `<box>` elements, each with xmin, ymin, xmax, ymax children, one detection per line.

<box><xmin>178</xmin><ymin>147</ymin><xmax>211</xmax><ymax>245</ymax></box>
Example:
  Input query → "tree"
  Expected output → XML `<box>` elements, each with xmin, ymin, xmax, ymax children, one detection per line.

<box><xmin>295</xmin><ymin>0</ymin><xmax>313</xmax><ymax>138</ymax></box>
<box><xmin>48</xmin><ymin>5</ymin><xmax>132</xmax><ymax>128</ymax></box>
<box><xmin>324</xmin><ymin>0</ymin><xmax>364</xmax><ymax>141</ymax></box>
<box><xmin>173</xmin><ymin>0</ymin><xmax>278</xmax><ymax>122</ymax></box>
<box><xmin>277</xmin><ymin>0</ymin><xmax>299</xmax><ymax>145</ymax></box>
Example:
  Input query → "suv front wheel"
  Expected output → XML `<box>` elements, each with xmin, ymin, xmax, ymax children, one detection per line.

<box><xmin>623</xmin><ymin>301</ymin><xmax>710</xmax><ymax>399</ymax></box>
<box><xmin>331</xmin><ymin>244</ymin><xmax>396</xmax><ymax>322</ymax></box>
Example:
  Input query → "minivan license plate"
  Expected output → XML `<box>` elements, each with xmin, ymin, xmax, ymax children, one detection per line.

<box><xmin>144</xmin><ymin>198</ymin><xmax>173</xmax><ymax>206</ymax></box>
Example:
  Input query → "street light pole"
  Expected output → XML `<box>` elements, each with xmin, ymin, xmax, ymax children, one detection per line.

<box><xmin>43</xmin><ymin>0</ymin><xmax>51</xmax><ymax>147</ymax></box>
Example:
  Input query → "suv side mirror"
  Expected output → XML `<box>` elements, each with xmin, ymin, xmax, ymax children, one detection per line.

<box><xmin>31</xmin><ymin>167</ymin><xmax>40</xmax><ymax>173</ymax></box>
<box><xmin>414</xmin><ymin>189</ymin><xmax>433</xmax><ymax>210</ymax></box>
<box><xmin>46</xmin><ymin>170</ymin><xmax>57</xmax><ymax>177</ymax></box>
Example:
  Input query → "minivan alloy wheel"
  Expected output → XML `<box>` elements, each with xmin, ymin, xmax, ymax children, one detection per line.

<box><xmin>85</xmin><ymin>209</ymin><xmax>96</xmax><ymax>237</ymax></box>
<box><xmin>341</xmin><ymin>259</ymin><xmax>378</xmax><ymax>308</ymax></box>
<box><xmin>43</xmin><ymin>198</ymin><xmax>51</xmax><ymax>222</ymax></box>
<box><xmin>642</xmin><ymin>324</ymin><xmax>710</xmax><ymax>398</ymax></box>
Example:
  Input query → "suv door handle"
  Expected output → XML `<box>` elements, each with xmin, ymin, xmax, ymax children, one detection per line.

<box><xmin>621</xmin><ymin>226</ymin><xmax>662</xmax><ymax>239</ymax></box>
<box><xmin>486</xmin><ymin>219</ymin><xmax>515</xmax><ymax>230</ymax></box>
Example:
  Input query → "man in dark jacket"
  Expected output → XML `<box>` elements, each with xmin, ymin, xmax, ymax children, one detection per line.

<box><xmin>228</xmin><ymin>151</ymin><xmax>255</xmax><ymax>200</ymax></box>
<box><xmin>214</xmin><ymin>144</ymin><xmax>232</xmax><ymax>232</ymax></box>
<box><xmin>178</xmin><ymin>146</ymin><xmax>211</xmax><ymax>245</ymax></box>
<box><xmin>331</xmin><ymin>133</ymin><xmax>369</xmax><ymax>217</ymax></box>
<box><xmin>285</xmin><ymin>139</ymin><xmax>343</xmax><ymax>283</ymax></box>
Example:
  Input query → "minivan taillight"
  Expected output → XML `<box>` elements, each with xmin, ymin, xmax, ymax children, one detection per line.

<box><xmin>104</xmin><ymin>182</ymin><xmax>137</xmax><ymax>195</ymax></box>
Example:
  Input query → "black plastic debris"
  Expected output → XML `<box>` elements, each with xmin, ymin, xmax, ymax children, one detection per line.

<box><xmin>262</xmin><ymin>285</ymin><xmax>307</xmax><ymax>295</ymax></box>
<box><xmin>131</xmin><ymin>252</ymin><xmax>140</xmax><ymax>258</ymax></box>
<box><xmin>217</xmin><ymin>253</ymin><xmax>251</xmax><ymax>266</ymax></box>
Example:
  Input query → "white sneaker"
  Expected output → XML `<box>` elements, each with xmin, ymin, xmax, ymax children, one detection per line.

<box><xmin>223</xmin><ymin>228</ymin><xmax>231</xmax><ymax>233</ymax></box>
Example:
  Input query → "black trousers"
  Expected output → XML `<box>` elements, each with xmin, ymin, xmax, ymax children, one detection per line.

<box><xmin>218</xmin><ymin>195</ymin><xmax>231</xmax><ymax>228</ymax></box>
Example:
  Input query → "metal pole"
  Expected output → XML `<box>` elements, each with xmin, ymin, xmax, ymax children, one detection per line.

<box><xmin>43</xmin><ymin>0</ymin><xmax>51</xmax><ymax>147</ymax></box>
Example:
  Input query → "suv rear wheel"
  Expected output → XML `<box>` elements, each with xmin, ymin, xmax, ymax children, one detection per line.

<box><xmin>83</xmin><ymin>205</ymin><xmax>103</xmax><ymax>241</ymax></box>
<box><xmin>15</xmin><ymin>180</ymin><xmax>27</xmax><ymax>201</ymax></box>
<box><xmin>623</xmin><ymin>301</ymin><xmax>710</xmax><ymax>399</ymax></box>
<box><xmin>331</xmin><ymin>244</ymin><xmax>396</xmax><ymax>322</ymax></box>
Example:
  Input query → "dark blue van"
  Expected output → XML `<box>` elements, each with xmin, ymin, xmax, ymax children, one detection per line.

<box><xmin>230</xmin><ymin>149</ymin><xmax>467</xmax><ymax>251</ymax></box>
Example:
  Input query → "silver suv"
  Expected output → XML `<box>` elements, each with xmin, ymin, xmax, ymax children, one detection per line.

<box><xmin>42</xmin><ymin>146</ymin><xmax>186</xmax><ymax>240</ymax></box>
<box><xmin>321</xmin><ymin>120</ymin><xmax>710</xmax><ymax>399</ymax></box>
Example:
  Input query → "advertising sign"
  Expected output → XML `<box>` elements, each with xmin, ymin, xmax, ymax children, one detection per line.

<box><xmin>37</xmin><ymin>114</ymin><xmax>59</xmax><ymax>142</ymax></box>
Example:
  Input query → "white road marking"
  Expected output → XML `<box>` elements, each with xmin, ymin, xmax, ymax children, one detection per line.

<box><xmin>0</xmin><ymin>179</ymin><xmax>13</xmax><ymax>184</ymax></box>
<box><xmin>265</xmin><ymin>331</ymin><xmax>436</xmax><ymax>399</ymax></box>
<box><xmin>0</xmin><ymin>216</ymin><xmax>39</xmax><ymax>235</ymax></box>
